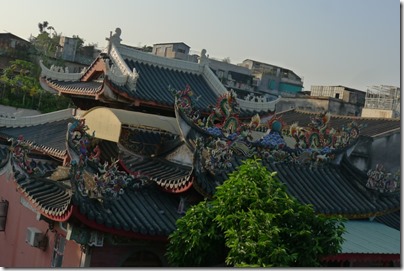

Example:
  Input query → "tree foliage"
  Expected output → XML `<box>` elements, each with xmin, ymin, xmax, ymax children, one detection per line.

<box><xmin>222</xmin><ymin>57</ymin><xmax>231</xmax><ymax>63</ymax></box>
<box><xmin>0</xmin><ymin>59</ymin><xmax>72</xmax><ymax>113</ymax></box>
<box><xmin>33</xmin><ymin>21</ymin><xmax>61</xmax><ymax>57</ymax></box>
<box><xmin>166</xmin><ymin>158</ymin><xmax>345</xmax><ymax>267</ymax></box>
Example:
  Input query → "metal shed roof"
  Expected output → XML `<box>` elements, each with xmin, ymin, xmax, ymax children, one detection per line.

<box><xmin>342</xmin><ymin>220</ymin><xmax>400</xmax><ymax>254</ymax></box>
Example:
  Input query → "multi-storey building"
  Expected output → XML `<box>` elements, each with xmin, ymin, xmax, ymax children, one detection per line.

<box><xmin>56</xmin><ymin>36</ymin><xmax>79</xmax><ymax>62</ymax></box>
<box><xmin>239</xmin><ymin>59</ymin><xmax>304</xmax><ymax>95</ymax></box>
<box><xmin>151</xmin><ymin>42</ymin><xmax>198</xmax><ymax>62</ymax></box>
<box><xmin>0</xmin><ymin>33</ymin><xmax>31</xmax><ymax>69</ymax></box>
<box><xmin>207</xmin><ymin>58</ymin><xmax>255</xmax><ymax>94</ymax></box>
<box><xmin>310</xmin><ymin>85</ymin><xmax>366</xmax><ymax>105</ymax></box>
<box><xmin>362</xmin><ymin>85</ymin><xmax>400</xmax><ymax>119</ymax></box>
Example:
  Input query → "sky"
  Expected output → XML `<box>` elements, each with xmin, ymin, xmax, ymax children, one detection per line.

<box><xmin>1</xmin><ymin>0</ymin><xmax>400</xmax><ymax>91</ymax></box>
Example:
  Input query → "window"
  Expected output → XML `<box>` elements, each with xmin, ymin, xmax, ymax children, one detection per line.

<box><xmin>121</xmin><ymin>251</ymin><xmax>162</xmax><ymax>267</ymax></box>
<box><xmin>217</xmin><ymin>70</ymin><xmax>224</xmax><ymax>79</ymax></box>
<box><xmin>51</xmin><ymin>234</ymin><xmax>66</xmax><ymax>267</ymax></box>
<box><xmin>176</xmin><ymin>48</ymin><xmax>185</xmax><ymax>54</ymax></box>
<box><xmin>0</xmin><ymin>200</ymin><xmax>8</xmax><ymax>231</ymax></box>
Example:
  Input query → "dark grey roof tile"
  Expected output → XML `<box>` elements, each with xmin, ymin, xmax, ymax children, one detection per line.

<box><xmin>277</xmin><ymin>110</ymin><xmax>400</xmax><ymax>137</ymax></box>
<box><xmin>0</xmin><ymin>119</ymin><xmax>72</xmax><ymax>152</ymax></box>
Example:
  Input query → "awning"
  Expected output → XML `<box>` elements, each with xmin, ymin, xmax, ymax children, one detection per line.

<box><xmin>322</xmin><ymin>220</ymin><xmax>400</xmax><ymax>263</ymax></box>
<box><xmin>81</xmin><ymin>107</ymin><xmax>181</xmax><ymax>142</ymax></box>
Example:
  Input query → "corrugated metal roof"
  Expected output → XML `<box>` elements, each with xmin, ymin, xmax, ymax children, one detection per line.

<box><xmin>375</xmin><ymin>211</ymin><xmax>400</xmax><ymax>230</ymax></box>
<box><xmin>342</xmin><ymin>221</ymin><xmax>400</xmax><ymax>254</ymax></box>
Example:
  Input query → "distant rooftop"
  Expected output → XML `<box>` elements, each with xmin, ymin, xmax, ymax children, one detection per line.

<box><xmin>152</xmin><ymin>42</ymin><xmax>190</xmax><ymax>48</ymax></box>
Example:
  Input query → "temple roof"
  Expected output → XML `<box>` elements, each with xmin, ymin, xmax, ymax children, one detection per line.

<box><xmin>72</xmin><ymin>183</ymin><xmax>184</xmax><ymax>239</ymax></box>
<box><xmin>277</xmin><ymin>109</ymin><xmax>400</xmax><ymax>138</ymax></box>
<box><xmin>193</xmin><ymin>151</ymin><xmax>399</xmax><ymax>218</ymax></box>
<box><xmin>119</xmin><ymin>152</ymin><xmax>193</xmax><ymax>193</ymax></box>
<box><xmin>0</xmin><ymin>83</ymin><xmax>400</xmax><ymax>240</ymax></box>
<box><xmin>44</xmin><ymin>79</ymin><xmax>103</xmax><ymax>96</ymax></box>
<box><xmin>112</xmin><ymin>59</ymin><xmax>219</xmax><ymax>111</ymax></box>
<box><xmin>0</xmin><ymin>118</ymin><xmax>72</xmax><ymax>159</ymax></box>
<box><xmin>2</xmin><ymin>143</ymin><xmax>185</xmax><ymax>238</ymax></box>
<box><xmin>175</xmin><ymin>88</ymin><xmax>400</xmax><ymax>218</ymax></box>
<box><xmin>11</xmin><ymin>158</ymin><xmax>73</xmax><ymax>221</ymax></box>
<box><xmin>39</xmin><ymin>32</ymin><xmax>280</xmax><ymax>114</ymax></box>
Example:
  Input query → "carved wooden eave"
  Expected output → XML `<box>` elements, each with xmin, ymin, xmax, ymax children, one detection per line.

<box><xmin>39</xmin><ymin>58</ymin><xmax>105</xmax><ymax>100</ymax></box>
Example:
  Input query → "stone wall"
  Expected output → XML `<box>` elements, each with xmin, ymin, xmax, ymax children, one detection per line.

<box><xmin>276</xmin><ymin>96</ymin><xmax>362</xmax><ymax>116</ymax></box>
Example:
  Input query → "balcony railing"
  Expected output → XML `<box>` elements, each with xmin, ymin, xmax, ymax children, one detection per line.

<box><xmin>40</xmin><ymin>60</ymin><xmax>86</xmax><ymax>81</ymax></box>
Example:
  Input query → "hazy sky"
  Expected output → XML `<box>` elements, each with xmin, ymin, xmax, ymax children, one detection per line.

<box><xmin>1</xmin><ymin>0</ymin><xmax>400</xmax><ymax>91</ymax></box>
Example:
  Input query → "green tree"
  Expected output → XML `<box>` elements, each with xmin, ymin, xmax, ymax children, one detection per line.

<box><xmin>166</xmin><ymin>158</ymin><xmax>345</xmax><ymax>267</ymax></box>
<box><xmin>38</xmin><ymin>21</ymin><xmax>49</xmax><ymax>34</ymax></box>
<box><xmin>0</xmin><ymin>59</ymin><xmax>40</xmax><ymax>107</ymax></box>
<box><xmin>222</xmin><ymin>57</ymin><xmax>231</xmax><ymax>63</ymax></box>
<box><xmin>33</xmin><ymin>21</ymin><xmax>60</xmax><ymax>57</ymax></box>
<box><xmin>0</xmin><ymin>59</ymin><xmax>72</xmax><ymax>112</ymax></box>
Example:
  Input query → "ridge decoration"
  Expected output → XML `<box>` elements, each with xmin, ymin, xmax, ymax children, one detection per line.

<box><xmin>174</xmin><ymin>86</ymin><xmax>364</xmax><ymax>173</ymax></box>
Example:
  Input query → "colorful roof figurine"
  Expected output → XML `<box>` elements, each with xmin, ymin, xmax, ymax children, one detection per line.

<box><xmin>276</xmin><ymin>109</ymin><xmax>400</xmax><ymax>138</ymax></box>
<box><xmin>174</xmin><ymin>86</ymin><xmax>400</xmax><ymax>218</ymax></box>
<box><xmin>8</xmin><ymin>134</ymin><xmax>73</xmax><ymax>221</ymax></box>
<box><xmin>0</xmin><ymin>86</ymin><xmax>400</xmax><ymax>241</ymax></box>
<box><xmin>0</xmin><ymin>117</ymin><xmax>191</xmax><ymax>240</ymax></box>
<box><xmin>0</xmin><ymin>109</ymin><xmax>73</xmax><ymax>159</ymax></box>
<box><xmin>0</xmin><ymin>85</ymin><xmax>399</xmax><ymax>242</ymax></box>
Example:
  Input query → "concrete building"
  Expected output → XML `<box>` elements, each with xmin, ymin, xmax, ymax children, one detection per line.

<box><xmin>0</xmin><ymin>33</ymin><xmax>31</xmax><ymax>69</ymax></box>
<box><xmin>275</xmin><ymin>93</ymin><xmax>363</xmax><ymax>117</ymax></box>
<box><xmin>56</xmin><ymin>36</ymin><xmax>79</xmax><ymax>62</ymax></box>
<box><xmin>151</xmin><ymin>42</ymin><xmax>198</xmax><ymax>62</ymax></box>
<box><xmin>239</xmin><ymin>59</ymin><xmax>304</xmax><ymax>95</ymax></box>
<box><xmin>310</xmin><ymin>85</ymin><xmax>366</xmax><ymax>106</ymax></box>
<box><xmin>207</xmin><ymin>58</ymin><xmax>255</xmax><ymax>94</ymax></box>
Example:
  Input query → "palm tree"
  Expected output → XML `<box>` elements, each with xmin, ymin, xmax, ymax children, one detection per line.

<box><xmin>38</xmin><ymin>21</ymin><xmax>49</xmax><ymax>34</ymax></box>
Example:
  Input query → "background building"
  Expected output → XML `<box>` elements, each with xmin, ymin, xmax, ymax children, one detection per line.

<box><xmin>151</xmin><ymin>42</ymin><xmax>198</xmax><ymax>62</ymax></box>
<box><xmin>310</xmin><ymin>85</ymin><xmax>366</xmax><ymax>106</ymax></box>
<box><xmin>207</xmin><ymin>58</ymin><xmax>254</xmax><ymax>95</ymax></box>
<box><xmin>239</xmin><ymin>59</ymin><xmax>304</xmax><ymax>95</ymax></box>
<box><xmin>0</xmin><ymin>33</ymin><xmax>31</xmax><ymax>69</ymax></box>
<box><xmin>361</xmin><ymin>85</ymin><xmax>400</xmax><ymax>119</ymax></box>
<box><xmin>275</xmin><ymin>94</ymin><xmax>363</xmax><ymax>116</ymax></box>
<box><xmin>56</xmin><ymin>36</ymin><xmax>78</xmax><ymax>62</ymax></box>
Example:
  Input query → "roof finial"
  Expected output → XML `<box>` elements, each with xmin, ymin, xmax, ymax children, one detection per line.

<box><xmin>199</xmin><ymin>49</ymin><xmax>209</xmax><ymax>65</ymax></box>
<box><xmin>106</xmin><ymin>27</ymin><xmax>122</xmax><ymax>53</ymax></box>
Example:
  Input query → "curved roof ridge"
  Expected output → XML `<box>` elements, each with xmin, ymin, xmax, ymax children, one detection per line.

<box><xmin>293</xmin><ymin>109</ymin><xmax>400</xmax><ymax>122</ymax></box>
<box><xmin>118</xmin><ymin>44</ymin><xmax>202</xmax><ymax>74</ymax></box>
<box><xmin>46</xmin><ymin>79</ymin><xmax>103</xmax><ymax>96</ymax></box>
<box><xmin>0</xmin><ymin>108</ymin><xmax>72</xmax><ymax>128</ymax></box>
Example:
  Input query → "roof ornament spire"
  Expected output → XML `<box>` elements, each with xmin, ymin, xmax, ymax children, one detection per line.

<box><xmin>199</xmin><ymin>49</ymin><xmax>209</xmax><ymax>65</ymax></box>
<box><xmin>106</xmin><ymin>27</ymin><xmax>122</xmax><ymax>54</ymax></box>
